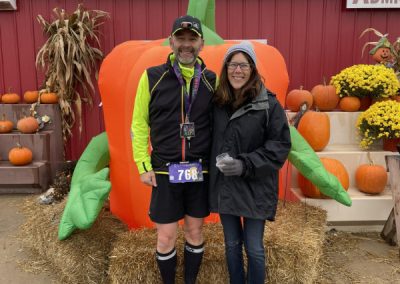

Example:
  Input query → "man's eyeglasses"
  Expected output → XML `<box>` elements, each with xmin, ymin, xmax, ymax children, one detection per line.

<box><xmin>227</xmin><ymin>62</ymin><xmax>252</xmax><ymax>71</ymax></box>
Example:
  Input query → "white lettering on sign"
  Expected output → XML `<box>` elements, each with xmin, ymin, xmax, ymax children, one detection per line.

<box><xmin>347</xmin><ymin>0</ymin><xmax>400</xmax><ymax>8</ymax></box>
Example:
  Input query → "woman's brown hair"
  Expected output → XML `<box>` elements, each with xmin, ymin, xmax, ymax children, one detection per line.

<box><xmin>214</xmin><ymin>51</ymin><xmax>263</xmax><ymax>109</ymax></box>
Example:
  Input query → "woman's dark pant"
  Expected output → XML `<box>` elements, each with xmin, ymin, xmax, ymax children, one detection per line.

<box><xmin>220</xmin><ymin>214</ymin><xmax>266</xmax><ymax>284</ymax></box>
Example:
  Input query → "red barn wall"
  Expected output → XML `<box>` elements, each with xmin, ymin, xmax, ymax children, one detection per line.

<box><xmin>1</xmin><ymin>0</ymin><xmax>399</xmax><ymax>160</ymax></box>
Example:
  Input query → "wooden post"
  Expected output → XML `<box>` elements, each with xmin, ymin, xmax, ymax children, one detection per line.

<box><xmin>384</xmin><ymin>155</ymin><xmax>400</xmax><ymax>254</ymax></box>
<box><xmin>381</xmin><ymin>208</ymin><xmax>397</xmax><ymax>246</ymax></box>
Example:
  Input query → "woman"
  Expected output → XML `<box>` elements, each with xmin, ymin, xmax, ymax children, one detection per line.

<box><xmin>209</xmin><ymin>41</ymin><xmax>291</xmax><ymax>284</ymax></box>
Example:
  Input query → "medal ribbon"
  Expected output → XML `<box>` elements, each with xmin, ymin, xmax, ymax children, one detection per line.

<box><xmin>173</xmin><ymin>60</ymin><xmax>202</xmax><ymax>122</ymax></box>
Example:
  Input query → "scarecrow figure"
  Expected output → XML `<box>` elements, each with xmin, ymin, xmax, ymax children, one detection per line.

<box><xmin>360</xmin><ymin>28</ymin><xmax>396</xmax><ymax>66</ymax></box>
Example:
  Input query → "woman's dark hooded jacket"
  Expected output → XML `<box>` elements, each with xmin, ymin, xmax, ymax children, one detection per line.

<box><xmin>209</xmin><ymin>86</ymin><xmax>291</xmax><ymax>220</ymax></box>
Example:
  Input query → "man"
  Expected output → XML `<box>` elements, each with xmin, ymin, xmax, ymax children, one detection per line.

<box><xmin>131</xmin><ymin>15</ymin><xmax>216</xmax><ymax>284</ymax></box>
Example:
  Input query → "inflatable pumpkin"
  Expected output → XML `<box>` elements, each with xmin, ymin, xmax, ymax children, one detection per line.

<box><xmin>98</xmin><ymin>3</ymin><xmax>289</xmax><ymax>229</ymax></box>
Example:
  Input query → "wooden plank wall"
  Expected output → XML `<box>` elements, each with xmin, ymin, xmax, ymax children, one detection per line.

<box><xmin>0</xmin><ymin>0</ymin><xmax>399</xmax><ymax>160</ymax></box>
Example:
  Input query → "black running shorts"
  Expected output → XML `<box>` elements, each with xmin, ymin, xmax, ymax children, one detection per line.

<box><xmin>148</xmin><ymin>174</ymin><xmax>210</xmax><ymax>224</ymax></box>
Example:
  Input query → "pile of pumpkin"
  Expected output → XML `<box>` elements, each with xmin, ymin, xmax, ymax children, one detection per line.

<box><xmin>286</xmin><ymin>81</ymin><xmax>388</xmax><ymax>197</ymax></box>
<box><xmin>285</xmin><ymin>80</ymin><xmax>370</xmax><ymax>114</ymax></box>
<box><xmin>0</xmin><ymin>89</ymin><xmax>58</xmax><ymax>167</ymax></box>
<box><xmin>0</xmin><ymin>89</ymin><xmax>59</xmax><ymax>104</ymax></box>
<box><xmin>298</xmin><ymin>153</ymin><xmax>388</xmax><ymax>198</ymax></box>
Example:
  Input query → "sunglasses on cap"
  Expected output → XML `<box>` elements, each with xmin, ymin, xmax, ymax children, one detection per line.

<box><xmin>180</xmin><ymin>21</ymin><xmax>193</xmax><ymax>28</ymax></box>
<box><xmin>180</xmin><ymin>21</ymin><xmax>200</xmax><ymax>30</ymax></box>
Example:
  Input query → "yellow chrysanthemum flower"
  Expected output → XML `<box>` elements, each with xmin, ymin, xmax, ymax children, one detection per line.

<box><xmin>356</xmin><ymin>100</ymin><xmax>400</xmax><ymax>149</ymax></box>
<box><xmin>330</xmin><ymin>64</ymin><xmax>399</xmax><ymax>99</ymax></box>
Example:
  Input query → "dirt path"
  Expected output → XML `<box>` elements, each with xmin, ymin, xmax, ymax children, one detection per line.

<box><xmin>0</xmin><ymin>195</ymin><xmax>57</xmax><ymax>284</ymax></box>
<box><xmin>318</xmin><ymin>230</ymin><xmax>400</xmax><ymax>283</ymax></box>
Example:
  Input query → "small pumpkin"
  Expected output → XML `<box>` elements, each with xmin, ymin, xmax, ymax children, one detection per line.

<box><xmin>297</xmin><ymin>110</ymin><xmax>330</xmax><ymax>151</ymax></box>
<box><xmin>311</xmin><ymin>79</ymin><xmax>339</xmax><ymax>111</ymax></box>
<box><xmin>339</xmin><ymin>96</ymin><xmax>361</xmax><ymax>112</ymax></box>
<box><xmin>355</xmin><ymin>152</ymin><xmax>388</xmax><ymax>194</ymax></box>
<box><xmin>40</xmin><ymin>92</ymin><xmax>59</xmax><ymax>104</ymax></box>
<box><xmin>23</xmin><ymin>90</ymin><xmax>39</xmax><ymax>103</ymax></box>
<box><xmin>8</xmin><ymin>143</ymin><xmax>33</xmax><ymax>166</ymax></box>
<box><xmin>299</xmin><ymin>157</ymin><xmax>349</xmax><ymax>198</ymax></box>
<box><xmin>286</xmin><ymin>86</ymin><xmax>313</xmax><ymax>112</ymax></box>
<box><xmin>17</xmin><ymin>116</ymin><xmax>39</xmax><ymax>133</ymax></box>
<box><xmin>1</xmin><ymin>91</ymin><xmax>20</xmax><ymax>104</ymax></box>
<box><xmin>0</xmin><ymin>114</ymin><xmax>14</xmax><ymax>133</ymax></box>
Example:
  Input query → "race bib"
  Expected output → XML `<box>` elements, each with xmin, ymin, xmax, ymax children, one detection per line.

<box><xmin>168</xmin><ymin>161</ymin><xmax>203</xmax><ymax>183</ymax></box>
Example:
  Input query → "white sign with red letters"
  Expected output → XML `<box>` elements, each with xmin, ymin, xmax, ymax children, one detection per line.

<box><xmin>347</xmin><ymin>0</ymin><xmax>400</xmax><ymax>8</ymax></box>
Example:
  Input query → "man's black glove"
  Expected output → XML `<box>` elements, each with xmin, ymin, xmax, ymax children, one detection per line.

<box><xmin>219</xmin><ymin>159</ymin><xmax>244</xmax><ymax>176</ymax></box>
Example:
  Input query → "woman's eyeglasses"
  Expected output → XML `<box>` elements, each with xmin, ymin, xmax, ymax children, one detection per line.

<box><xmin>227</xmin><ymin>62</ymin><xmax>252</xmax><ymax>71</ymax></box>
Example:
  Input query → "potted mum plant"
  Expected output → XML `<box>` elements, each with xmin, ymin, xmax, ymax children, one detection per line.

<box><xmin>356</xmin><ymin>100</ymin><xmax>400</xmax><ymax>151</ymax></box>
<box><xmin>330</xmin><ymin>64</ymin><xmax>399</xmax><ymax>110</ymax></box>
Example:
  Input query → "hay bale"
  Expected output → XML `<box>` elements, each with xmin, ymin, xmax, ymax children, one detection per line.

<box><xmin>19</xmin><ymin>197</ymin><xmax>127</xmax><ymax>284</ymax></box>
<box><xmin>19</xmin><ymin>197</ymin><xmax>325</xmax><ymax>283</ymax></box>
<box><xmin>108</xmin><ymin>223</ymin><xmax>227</xmax><ymax>284</ymax></box>
<box><xmin>109</xmin><ymin>201</ymin><xmax>326</xmax><ymax>283</ymax></box>
<box><xmin>266</xmin><ymin>201</ymin><xmax>327</xmax><ymax>283</ymax></box>
<box><xmin>108</xmin><ymin>228</ymin><xmax>161</xmax><ymax>284</ymax></box>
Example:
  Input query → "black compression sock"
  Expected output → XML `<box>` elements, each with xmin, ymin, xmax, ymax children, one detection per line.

<box><xmin>184</xmin><ymin>242</ymin><xmax>204</xmax><ymax>284</ymax></box>
<box><xmin>156</xmin><ymin>248</ymin><xmax>177</xmax><ymax>284</ymax></box>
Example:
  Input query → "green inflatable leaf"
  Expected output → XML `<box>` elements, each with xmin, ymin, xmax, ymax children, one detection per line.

<box><xmin>288</xmin><ymin>126</ymin><xmax>352</xmax><ymax>207</ymax></box>
<box><xmin>58</xmin><ymin>132</ymin><xmax>111</xmax><ymax>240</ymax></box>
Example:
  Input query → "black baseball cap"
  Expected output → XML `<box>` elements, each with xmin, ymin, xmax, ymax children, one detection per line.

<box><xmin>171</xmin><ymin>15</ymin><xmax>203</xmax><ymax>38</ymax></box>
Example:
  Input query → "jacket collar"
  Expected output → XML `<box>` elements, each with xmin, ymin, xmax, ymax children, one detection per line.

<box><xmin>230</xmin><ymin>86</ymin><xmax>270</xmax><ymax>121</ymax></box>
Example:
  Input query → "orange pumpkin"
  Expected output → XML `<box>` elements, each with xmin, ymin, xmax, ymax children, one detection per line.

<box><xmin>286</xmin><ymin>86</ymin><xmax>313</xmax><ymax>111</ymax></box>
<box><xmin>339</xmin><ymin>96</ymin><xmax>361</xmax><ymax>112</ymax></box>
<box><xmin>311</xmin><ymin>81</ymin><xmax>339</xmax><ymax>111</ymax></box>
<box><xmin>299</xmin><ymin>157</ymin><xmax>349</xmax><ymax>198</ymax></box>
<box><xmin>355</xmin><ymin>152</ymin><xmax>387</xmax><ymax>194</ymax></box>
<box><xmin>8</xmin><ymin>143</ymin><xmax>33</xmax><ymax>166</ymax></box>
<box><xmin>23</xmin><ymin>90</ymin><xmax>39</xmax><ymax>103</ymax></box>
<box><xmin>2</xmin><ymin>92</ymin><xmax>20</xmax><ymax>104</ymax></box>
<box><xmin>0</xmin><ymin>114</ymin><xmax>14</xmax><ymax>133</ymax></box>
<box><xmin>17</xmin><ymin>116</ymin><xmax>39</xmax><ymax>133</ymax></box>
<box><xmin>372</xmin><ymin>47</ymin><xmax>393</xmax><ymax>63</ymax></box>
<box><xmin>99</xmin><ymin>39</ymin><xmax>290</xmax><ymax>228</ymax></box>
<box><xmin>40</xmin><ymin>92</ymin><xmax>59</xmax><ymax>104</ymax></box>
<box><xmin>297</xmin><ymin>111</ymin><xmax>330</xmax><ymax>151</ymax></box>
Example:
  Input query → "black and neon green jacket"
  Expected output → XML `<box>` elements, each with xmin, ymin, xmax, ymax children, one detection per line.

<box><xmin>131</xmin><ymin>54</ymin><xmax>216</xmax><ymax>174</ymax></box>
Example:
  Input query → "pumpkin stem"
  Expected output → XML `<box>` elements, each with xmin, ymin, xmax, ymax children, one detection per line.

<box><xmin>16</xmin><ymin>142</ymin><xmax>22</xmax><ymax>148</ymax></box>
<box><xmin>300</xmin><ymin>85</ymin><xmax>304</xmax><ymax>90</ymax></box>
<box><xmin>367</xmin><ymin>151</ymin><xmax>374</xmax><ymax>165</ymax></box>
<box><xmin>322</xmin><ymin>76</ymin><xmax>327</xmax><ymax>86</ymax></box>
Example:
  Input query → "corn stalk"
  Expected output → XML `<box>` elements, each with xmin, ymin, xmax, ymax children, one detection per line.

<box><xmin>36</xmin><ymin>4</ymin><xmax>109</xmax><ymax>142</ymax></box>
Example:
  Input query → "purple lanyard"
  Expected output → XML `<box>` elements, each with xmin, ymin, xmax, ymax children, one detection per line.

<box><xmin>173</xmin><ymin>60</ymin><xmax>202</xmax><ymax>122</ymax></box>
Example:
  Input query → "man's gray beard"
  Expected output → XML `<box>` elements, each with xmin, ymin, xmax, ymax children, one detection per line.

<box><xmin>176</xmin><ymin>51</ymin><xmax>199</xmax><ymax>66</ymax></box>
